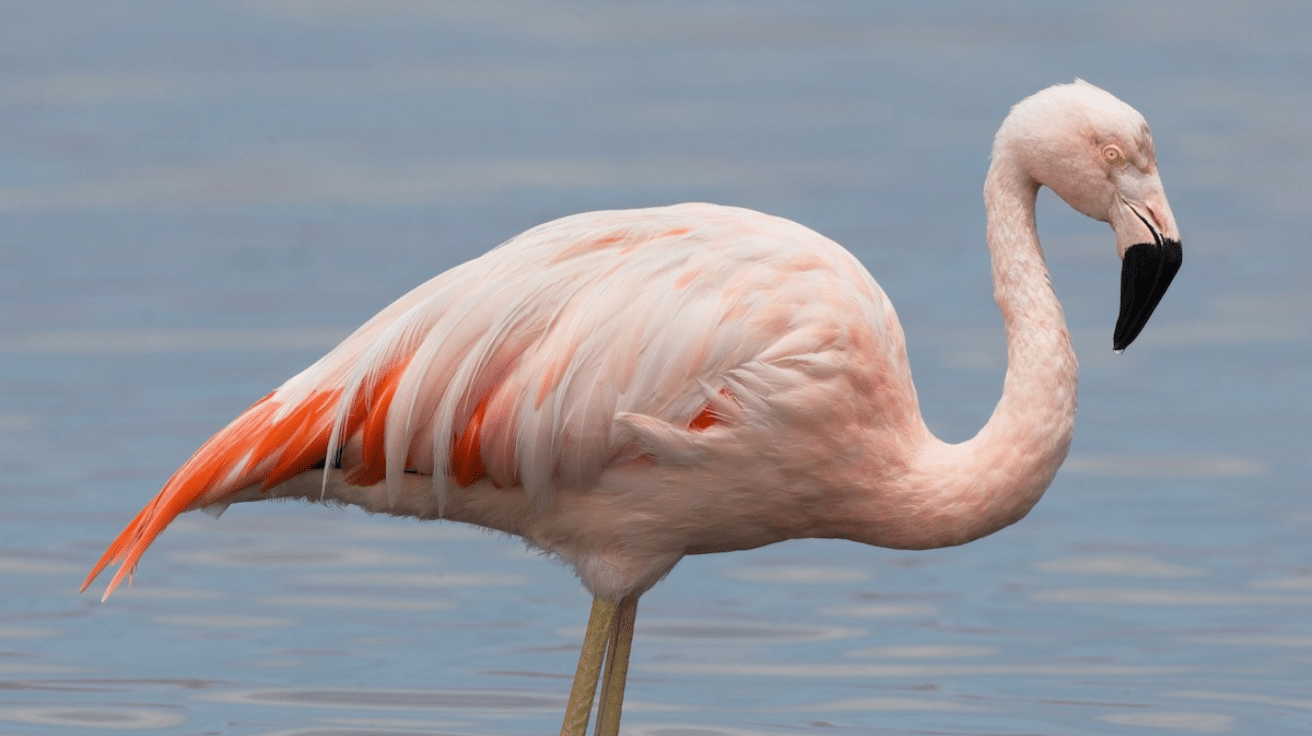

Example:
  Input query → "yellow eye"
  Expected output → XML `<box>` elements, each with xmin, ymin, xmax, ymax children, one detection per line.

<box><xmin>1102</xmin><ymin>145</ymin><xmax>1124</xmax><ymax>164</ymax></box>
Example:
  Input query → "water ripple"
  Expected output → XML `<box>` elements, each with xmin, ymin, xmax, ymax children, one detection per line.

<box><xmin>793</xmin><ymin>696</ymin><xmax>979</xmax><ymax>712</ymax></box>
<box><xmin>557</xmin><ymin>619</ymin><xmax>863</xmax><ymax>644</ymax></box>
<box><xmin>1033</xmin><ymin>588</ymin><xmax>1312</xmax><ymax>606</ymax></box>
<box><xmin>645</xmin><ymin>662</ymin><xmax>1188</xmax><ymax>678</ymax></box>
<box><xmin>252</xmin><ymin>730</ymin><xmax>462</xmax><ymax>736</ymax></box>
<box><xmin>1167</xmin><ymin>690</ymin><xmax>1312</xmax><ymax>712</ymax></box>
<box><xmin>260</xmin><ymin>595</ymin><xmax>455</xmax><ymax>611</ymax></box>
<box><xmin>723</xmin><ymin>565</ymin><xmax>869</xmax><ymax>584</ymax></box>
<box><xmin>847</xmin><ymin>644</ymin><xmax>997</xmax><ymax>659</ymax></box>
<box><xmin>1062</xmin><ymin>454</ymin><xmax>1267</xmax><ymax>477</ymax></box>
<box><xmin>0</xmin><ymin>705</ymin><xmax>185</xmax><ymax>730</ymax></box>
<box><xmin>151</xmin><ymin>614</ymin><xmax>296</xmax><ymax>628</ymax></box>
<box><xmin>0</xmin><ymin>328</ymin><xmax>346</xmax><ymax>354</ymax></box>
<box><xmin>818</xmin><ymin>602</ymin><xmax>940</xmax><ymax>618</ymax></box>
<box><xmin>1099</xmin><ymin>711</ymin><xmax>1234</xmax><ymax>733</ymax></box>
<box><xmin>208</xmin><ymin>687</ymin><xmax>562</xmax><ymax>711</ymax></box>
<box><xmin>293</xmin><ymin>572</ymin><xmax>528</xmax><ymax>588</ymax></box>
<box><xmin>1036</xmin><ymin>554</ymin><xmax>1205</xmax><ymax>577</ymax></box>
<box><xmin>172</xmin><ymin>545</ymin><xmax>421</xmax><ymax>568</ymax></box>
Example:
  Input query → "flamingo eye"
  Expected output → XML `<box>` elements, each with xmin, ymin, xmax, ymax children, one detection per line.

<box><xmin>1102</xmin><ymin>145</ymin><xmax>1125</xmax><ymax>165</ymax></box>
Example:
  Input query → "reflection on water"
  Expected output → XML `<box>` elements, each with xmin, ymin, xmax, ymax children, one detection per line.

<box><xmin>251</xmin><ymin>730</ymin><xmax>463</xmax><ymax>736</ymax></box>
<box><xmin>151</xmin><ymin>613</ymin><xmax>297</xmax><ymax>628</ymax></box>
<box><xmin>1061</xmin><ymin>454</ymin><xmax>1269</xmax><ymax>477</ymax></box>
<box><xmin>3</xmin><ymin>0</ymin><xmax>1311</xmax><ymax>734</ymax></box>
<box><xmin>0</xmin><ymin>706</ymin><xmax>186</xmax><ymax>730</ymax></box>
<box><xmin>721</xmin><ymin>565</ymin><xmax>870</xmax><ymax>585</ymax></box>
<box><xmin>624</xmin><ymin>728</ymin><xmax>804</xmax><ymax>736</ymax></box>
<box><xmin>1099</xmin><ymin>711</ymin><xmax>1235</xmax><ymax>733</ymax></box>
<box><xmin>847</xmin><ymin>644</ymin><xmax>997</xmax><ymax>658</ymax></box>
<box><xmin>558</xmin><ymin>620</ymin><xmax>863</xmax><ymax>644</ymax></box>
<box><xmin>260</xmin><ymin>595</ymin><xmax>456</xmax><ymax>611</ymax></box>
<box><xmin>789</xmin><ymin>696</ymin><xmax>978</xmax><ymax>713</ymax></box>
<box><xmin>646</xmin><ymin>661</ymin><xmax>1189</xmax><ymax>678</ymax></box>
<box><xmin>1035</xmin><ymin>554</ymin><xmax>1205</xmax><ymax>577</ymax></box>
<box><xmin>1032</xmin><ymin>588</ymin><xmax>1312</xmax><ymax>606</ymax></box>
<box><xmin>818</xmin><ymin>602</ymin><xmax>939</xmax><ymax>618</ymax></box>
<box><xmin>211</xmin><ymin>687</ymin><xmax>563</xmax><ymax>710</ymax></box>
<box><xmin>254</xmin><ymin>729</ymin><xmax>465</xmax><ymax>736</ymax></box>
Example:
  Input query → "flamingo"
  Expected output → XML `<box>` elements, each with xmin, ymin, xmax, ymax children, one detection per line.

<box><xmin>83</xmin><ymin>80</ymin><xmax>1181</xmax><ymax>735</ymax></box>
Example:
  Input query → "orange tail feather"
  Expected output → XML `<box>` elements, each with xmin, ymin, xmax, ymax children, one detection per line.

<box><xmin>82</xmin><ymin>387</ymin><xmax>364</xmax><ymax>600</ymax></box>
<box><xmin>343</xmin><ymin>360</ymin><xmax>409</xmax><ymax>487</ymax></box>
<box><xmin>83</xmin><ymin>359</ymin><xmax>439</xmax><ymax>600</ymax></box>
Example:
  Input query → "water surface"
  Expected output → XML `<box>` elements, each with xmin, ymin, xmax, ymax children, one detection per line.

<box><xmin>2</xmin><ymin>2</ymin><xmax>1310</xmax><ymax>734</ymax></box>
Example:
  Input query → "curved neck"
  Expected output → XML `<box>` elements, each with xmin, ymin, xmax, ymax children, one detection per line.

<box><xmin>971</xmin><ymin>154</ymin><xmax>1078</xmax><ymax>530</ymax></box>
<box><xmin>853</xmin><ymin>155</ymin><xmax>1078</xmax><ymax>550</ymax></box>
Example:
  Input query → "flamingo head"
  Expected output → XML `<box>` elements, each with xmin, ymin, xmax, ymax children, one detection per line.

<box><xmin>997</xmin><ymin>79</ymin><xmax>1182</xmax><ymax>351</ymax></box>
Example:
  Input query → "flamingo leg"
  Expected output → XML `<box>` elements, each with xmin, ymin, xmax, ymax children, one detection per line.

<box><xmin>560</xmin><ymin>596</ymin><xmax>619</xmax><ymax>736</ymax></box>
<box><xmin>593</xmin><ymin>593</ymin><xmax>638</xmax><ymax>736</ymax></box>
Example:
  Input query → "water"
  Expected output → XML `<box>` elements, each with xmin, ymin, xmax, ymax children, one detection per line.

<box><xmin>3</xmin><ymin>1</ymin><xmax>1311</xmax><ymax>734</ymax></box>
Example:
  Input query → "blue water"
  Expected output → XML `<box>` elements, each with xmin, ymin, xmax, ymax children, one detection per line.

<box><xmin>2</xmin><ymin>2</ymin><xmax>1310</xmax><ymax>734</ymax></box>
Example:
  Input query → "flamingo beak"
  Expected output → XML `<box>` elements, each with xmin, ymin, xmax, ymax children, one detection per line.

<box><xmin>1113</xmin><ymin>207</ymin><xmax>1182</xmax><ymax>351</ymax></box>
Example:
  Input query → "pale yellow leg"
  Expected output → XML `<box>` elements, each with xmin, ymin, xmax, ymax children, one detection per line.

<box><xmin>593</xmin><ymin>594</ymin><xmax>639</xmax><ymax>736</ymax></box>
<box><xmin>560</xmin><ymin>596</ymin><xmax>619</xmax><ymax>736</ymax></box>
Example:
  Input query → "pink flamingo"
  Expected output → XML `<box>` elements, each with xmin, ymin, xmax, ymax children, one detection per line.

<box><xmin>84</xmin><ymin>81</ymin><xmax>1180</xmax><ymax>735</ymax></box>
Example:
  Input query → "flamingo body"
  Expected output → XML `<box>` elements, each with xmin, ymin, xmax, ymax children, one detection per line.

<box><xmin>89</xmin><ymin>203</ymin><xmax>928</xmax><ymax>601</ymax></box>
<box><xmin>85</xmin><ymin>81</ymin><xmax>1182</xmax><ymax>735</ymax></box>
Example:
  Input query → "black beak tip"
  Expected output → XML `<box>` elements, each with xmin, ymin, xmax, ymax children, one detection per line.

<box><xmin>1113</xmin><ymin>238</ymin><xmax>1182</xmax><ymax>352</ymax></box>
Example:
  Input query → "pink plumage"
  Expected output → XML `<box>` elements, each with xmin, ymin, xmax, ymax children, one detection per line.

<box><xmin>84</xmin><ymin>81</ymin><xmax>1181</xmax><ymax>736</ymax></box>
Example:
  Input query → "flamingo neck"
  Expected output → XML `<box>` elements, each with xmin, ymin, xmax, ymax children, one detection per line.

<box><xmin>853</xmin><ymin>155</ymin><xmax>1078</xmax><ymax>550</ymax></box>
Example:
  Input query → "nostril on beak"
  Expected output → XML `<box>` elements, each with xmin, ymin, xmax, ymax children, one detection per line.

<box><xmin>1128</xmin><ymin>207</ymin><xmax>1164</xmax><ymax>247</ymax></box>
<box><xmin>1144</xmin><ymin>203</ymin><xmax>1166</xmax><ymax>234</ymax></box>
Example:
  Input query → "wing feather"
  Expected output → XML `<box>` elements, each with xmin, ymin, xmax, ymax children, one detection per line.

<box><xmin>85</xmin><ymin>202</ymin><xmax>894</xmax><ymax>598</ymax></box>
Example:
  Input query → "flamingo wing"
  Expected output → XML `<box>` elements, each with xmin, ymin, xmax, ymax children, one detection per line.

<box><xmin>84</xmin><ymin>203</ymin><xmax>894</xmax><ymax>599</ymax></box>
